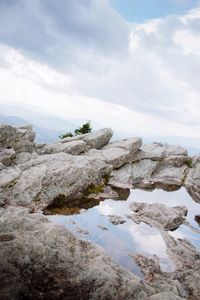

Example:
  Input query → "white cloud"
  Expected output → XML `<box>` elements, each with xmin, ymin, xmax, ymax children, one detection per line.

<box><xmin>0</xmin><ymin>1</ymin><xmax>200</xmax><ymax>139</ymax></box>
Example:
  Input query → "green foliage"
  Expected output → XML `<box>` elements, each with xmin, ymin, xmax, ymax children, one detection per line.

<box><xmin>186</xmin><ymin>158</ymin><xmax>193</xmax><ymax>168</ymax></box>
<box><xmin>86</xmin><ymin>184</ymin><xmax>105</xmax><ymax>195</ymax></box>
<box><xmin>59</xmin><ymin>132</ymin><xmax>73</xmax><ymax>139</ymax></box>
<box><xmin>59</xmin><ymin>121</ymin><xmax>92</xmax><ymax>139</ymax></box>
<box><xmin>74</xmin><ymin>121</ymin><xmax>92</xmax><ymax>135</ymax></box>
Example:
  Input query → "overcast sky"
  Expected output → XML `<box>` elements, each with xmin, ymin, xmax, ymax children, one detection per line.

<box><xmin>0</xmin><ymin>0</ymin><xmax>200</xmax><ymax>138</ymax></box>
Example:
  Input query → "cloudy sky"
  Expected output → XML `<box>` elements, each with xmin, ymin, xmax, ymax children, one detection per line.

<box><xmin>0</xmin><ymin>0</ymin><xmax>200</xmax><ymax>138</ymax></box>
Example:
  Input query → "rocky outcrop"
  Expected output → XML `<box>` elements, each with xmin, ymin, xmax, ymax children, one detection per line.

<box><xmin>184</xmin><ymin>156</ymin><xmax>200</xmax><ymax>203</ymax></box>
<box><xmin>0</xmin><ymin>124</ymin><xmax>35</xmax><ymax>153</ymax></box>
<box><xmin>1</xmin><ymin>153</ymin><xmax>112</xmax><ymax>210</ymax></box>
<box><xmin>0</xmin><ymin>206</ymin><xmax>152</xmax><ymax>300</ymax></box>
<box><xmin>58</xmin><ymin>128</ymin><xmax>113</xmax><ymax>149</ymax></box>
<box><xmin>0</xmin><ymin>123</ymin><xmax>200</xmax><ymax>299</ymax></box>
<box><xmin>128</xmin><ymin>202</ymin><xmax>188</xmax><ymax>231</ymax></box>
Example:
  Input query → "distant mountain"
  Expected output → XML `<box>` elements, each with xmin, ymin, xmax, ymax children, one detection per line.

<box><xmin>0</xmin><ymin>113</ymin><xmax>77</xmax><ymax>144</ymax></box>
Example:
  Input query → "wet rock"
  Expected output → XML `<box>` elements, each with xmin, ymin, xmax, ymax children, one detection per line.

<box><xmin>0</xmin><ymin>206</ymin><xmax>152</xmax><ymax>300</ymax></box>
<box><xmin>75</xmin><ymin>226</ymin><xmax>89</xmax><ymax>235</ymax></box>
<box><xmin>108</xmin><ymin>215</ymin><xmax>126</xmax><ymax>225</ymax></box>
<box><xmin>131</xmin><ymin>253</ymin><xmax>185</xmax><ymax>299</ymax></box>
<box><xmin>87</xmin><ymin>185</ymin><xmax>119</xmax><ymax>201</ymax></box>
<box><xmin>195</xmin><ymin>215</ymin><xmax>200</xmax><ymax>226</ymax></box>
<box><xmin>98</xmin><ymin>225</ymin><xmax>108</xmax><ymax>231</ymax></box>
<box><xmin>128</xmin><ymin>202</ymin><xmax>187</xmax><ymax>231</ymax></box>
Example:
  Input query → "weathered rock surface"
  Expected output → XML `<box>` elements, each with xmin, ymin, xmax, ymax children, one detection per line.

<box><xmin>0</xmin><ymin>206</ymin><xmax>152</xmax><ymax>300</ymax></box>
<box><xmin>2</xmin><ymin>153</ymin><xmax>112</xmax><ymax>210</ymax></box>
<box><xmin>133</xmin><ymin>143</ymin><xmax>188</xmax><ymax>162</ymax></box>
<box><xmin>132</xmin><ymin>229</ymin><xmax>200</xmax><ymax>300</ymax></box>
<box><xmin>108</xmin><ymin>215</ymin><xmax>126</xmax><ymax>225</ymax></box>
<box><xmin>0</xmin><ymin>148</ymin><xmax>16</xmax><ymax>166</ymax></box>
<box><xmin>0</xmin><ymin>124</ymin><xmax>35</xmax><ymax>153</ymax></box>
<box><xmin>87</xmin><ymin>138</ymin><xmax>142</xmax><ymax>169</ymax></box>
<box><xmin>128</xmin><ymin>202</ymin><xmax>188</xmax><ymax>231</ymax></box>
<box><xmin>38</xmin><ymin>140</ymin><xmax>88</xmax><ymax>155</ymax></box>
<box><xmin>110</xmin><ymin>158</ymin><xmax>188</xmax><ymax>191</ymax></box>
<box><xmin>58</xmin><ymin>128</ymin><xmax>113</xmax><ymax>150</ymax></box>
<box><xmin>0</xmin><ymin>123</ymin><xmax>200</xmax><ymax>300</ymax></box>
<box><xmin>184</xmin><ymin>157</ymin><xmax>200</xmax><ymax>203</ymax></box>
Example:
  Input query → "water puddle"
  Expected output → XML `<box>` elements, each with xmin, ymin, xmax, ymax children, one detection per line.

<box><xmin>46</xmin><ymin>188</ymin><xmax>200</xmax><ymax>278</ymax></box>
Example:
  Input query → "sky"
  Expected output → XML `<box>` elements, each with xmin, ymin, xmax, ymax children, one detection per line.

<box><xmin>0</xmin><ymin>0</ymin><xmax>200</xmax><ymax>139</ymax></box>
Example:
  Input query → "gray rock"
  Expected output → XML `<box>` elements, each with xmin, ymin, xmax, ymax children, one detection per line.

<box><xmin>133</xmin><ymin>143</ymin><xmax>188</xmax><ymax>162</ymax></box>
<box><xmin>0</xmin><ymin>148</ymin><xmax>15</xmax><ymax>166</ymax></box>
<box><xmin>38</xmin><ymin>140</ymin><xmax>88</xmax><ymax>155</ymax></box>
<box><xmin>103</xmin><ymin>137</ymin><xmax>142</xmax><ymax>153</ymax></box>
<box><xmin>0</xmin><ymin>124</ymin><xmax>35</xmax><ymax>153</ymax></box>
<box><xmin>184</xmin><ymin>160</ymin><xmax>200</xmax><ymax>203</ymax></box>
<box><xmin>1</xmin><ymin>153</ymin><xmax>112</xmax><ymax>210</ymax></box>
<box><xmin>128</xmin><ymin>202</ymin><xmax>187</xmax><ymax>231</ymax></box>
<box><xmin>108</xmin><ymin>215</ymin><xmax>126</xmax><ymax>225</ymax></box>
<box><xmin>0</xmin><ymin>206</ymin><xmax>152</xmax><ymax>300</ymax></box>
<box><xmin>58</xmin><ymin>128</ymin><xmax>113</xmax><ymax>150</ymax></box>
<box><xmin>83</xmin><ymin>128</ymin><xmax>113</xmax><ymax>149</ymax></box>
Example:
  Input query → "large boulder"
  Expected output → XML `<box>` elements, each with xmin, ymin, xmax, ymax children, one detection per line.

<box><xmin>58</xmin><ymin>128</ymin><xmax>113</xmax><ymax>150</ymax></box>
<box><xmin>133</xmin><ymin>143</ymin><xmax>188</xmax><ymax>162</ymax></box>
<box><xmin>1</xmin><ymin>152</ymin><xmax>112</xmax><ymax>210</ymax></box>
<box><xmin>87</xmin><ymin>138</ymin><xmax>142</xmax><ymax>169</ymax></box>
<box><xmin>38</xmin><ymin>140</ymin><xmax>88</xmax><ymax>155</ymax></box>
<box><xmin>0</xmin><ymin>206</ymin><xmax>152</xmax><ymax>300</ymax></box>
<box><xmin>128</xmin><ymin>202</ymin><xmax>188</xmax><ymax>231</ymax></box>
<box><xmin>0</xmin><ymin>148</ymin><xmax>15</xmax><ymax>166</ymax></box>
<box><xmin>0</xmin><ymin>124</ymin><xmax>35</xmax><ymax>153</ymax></box>
<box><xmin>184</xmin><ymin>156</ymin><xmax>200</xmax><ymax>203</ymax></box>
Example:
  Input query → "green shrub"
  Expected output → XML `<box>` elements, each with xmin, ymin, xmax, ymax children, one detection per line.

<box><xmin>186</xmin><ymin>158</ymin><xmax>193</xmax><ymax>168</ymax></box>
<box><xmin>74</xmin><ymin>121</ymin><xmax>92</xmax><ymax>135</ymax></box>
<box><xmin>59</xmin><ymin>132</ymin><xmax>74</xmax><ymax>139</ymax></box>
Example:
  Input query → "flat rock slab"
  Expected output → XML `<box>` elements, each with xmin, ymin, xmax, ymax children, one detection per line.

<box><xmin>128</xmin><ymin>202</ymin><xmax>188</xmax><ymax>231</ymax></box>
<box><xmin>38</xmin><ymin>140</ymin><xmax>88</xmax><ymax>155</ymax></box>
<box><xmin>58</xmin><ymin>128</ymin><xmax>113</xmax><ymax>150</ymax></box>
<box><xmin>1</xmin><ymin>153</ymin><xmax>112</xmax><ymax>210</ymax></box>
<box><xmin>133</xmin><ymin>143</ymin><xmax>188</xmax><ymax>162</ymax></box>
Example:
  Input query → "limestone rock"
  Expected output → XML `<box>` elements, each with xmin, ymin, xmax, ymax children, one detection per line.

<box><xmin>38</xmin><ymin>140</ymin><xmax>88</xmax><ymax>155</ymax></box>
<box><xmin>0</xmin><ymin>148</ymin><xmax>15</xmax><ymax>166</ymax></box>
<box><xmin>83</xmin><ymin>128</ymin><xmax>113</xmax><ymax>149</ymax></box>
<box><xmin>0</xmin><ymin>124</ymin><xmax>35</xmax><ymax>153</ymax></box>
<box><xmin>0</xmin><ymin>206</ymin><xmax>151</xmax><ymax>300</ymax></box>
<box><xmin>184</xmin><ymin>160</ymin><xmax>200</xmax><ymax>203</ymax></box>
<box><xmin>58</xmin><ymin>128</ymin><xmax>113</xmax><ymax>150</ymax></box>
<box><xmin>108</xmin><ymin>215</ymin><xmax>126</xmax><ymax>225</ymax></box>
<box><xmin>84</xmin><ymin>137</ymin><xmax>142</xmax><ymax>169</ymax></box>
<box><xmin>133</xmin><ymin>143</ymin><xmax>188</xmax><ymax>162</ymax></box>
<box><xmin>1</xmin><ymin>153</ymin><xmax>112</xmax><ymax>210</ymax></box>
<box><xmin>128</xmin><ymin>202</ymin><xmax>188</xmax><ymax>231</ymax></box>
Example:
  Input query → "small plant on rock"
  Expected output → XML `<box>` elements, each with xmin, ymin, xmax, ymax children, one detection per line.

<box><xmin>74</xmin><ymin>121</ymin><xmax>92</xmax><ymax>135</ymax></box>
<box><xmin>59</xmin><ymin>132</ymin><xmax>74</xmax><ymax>139</ymax></box>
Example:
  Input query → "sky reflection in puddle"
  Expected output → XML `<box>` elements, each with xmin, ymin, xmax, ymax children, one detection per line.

<box><xmin>47</xmin><ymin>188</ymin><xmax>200</xmax><ymax>277</ymax></box>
